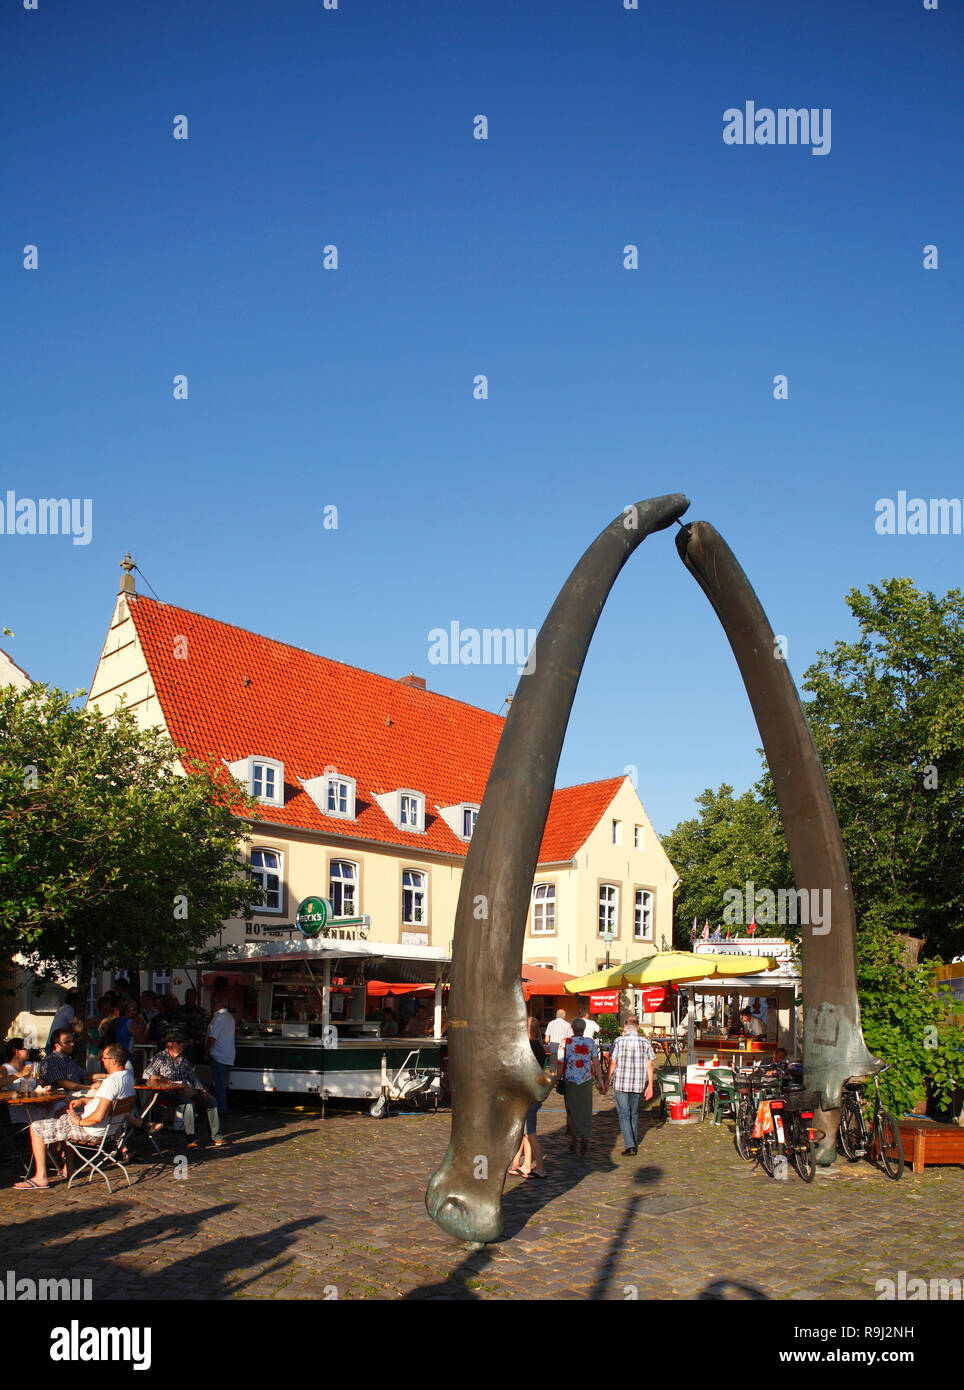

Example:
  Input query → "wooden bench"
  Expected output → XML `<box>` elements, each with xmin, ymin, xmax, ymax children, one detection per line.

<box><xmin>897</xmin><ymin>1118</ymin><xmax>964</xmax><ymax>1174</ymax></box>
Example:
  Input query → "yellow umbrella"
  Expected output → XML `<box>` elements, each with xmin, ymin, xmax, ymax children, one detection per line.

<box><xmin>564</xmin><ymin>949</ymin><xmax>778</xmax><ymax>994</ymax></box>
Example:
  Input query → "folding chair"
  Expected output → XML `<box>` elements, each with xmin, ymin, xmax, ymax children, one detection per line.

<box><xmin>65</xmin><ymin>1097</ymin><xmax>135</xmax><ymax>1192</ymax></box>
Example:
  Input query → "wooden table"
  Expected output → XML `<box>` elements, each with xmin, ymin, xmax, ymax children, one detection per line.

<box><xmin>897</xmin><ymin>1118</ymin><xmax>964</xmax><ymax>1174</ymax></box>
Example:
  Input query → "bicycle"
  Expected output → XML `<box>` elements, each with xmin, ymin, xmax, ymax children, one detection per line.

<box><xmin>734</xmin><ymin>1066</ymin><xmax>819</xmax><ymax>1182</ymax></box>
<box><xmin>838</xmin><ymin>1066</ymin><xmax>904</xmax><ymax>1179</ymax></box>
<box><xmin>733</xmin><ymin>1066</ymin><xmax>780</xmax><ymax>1162</ymax></box>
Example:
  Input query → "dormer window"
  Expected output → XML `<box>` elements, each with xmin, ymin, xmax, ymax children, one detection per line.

<box><xmin>373</xmin><ymin>788</ymin><xmax>425</xmax><ymax>834</ymax></box>
<box><xmin>227</xmin><ymin>756</ymin><xmax>285</xmax><ymax>808</ymax></box>
<box><xmin>436</xmin><ymin>801</ymin><xmax>480</xmax><ymax>841</ymax></box>
<box><xmin>400</xmin><ymin>793</ymin><xmax>422</xmax><ymax>829</ymax></box>
<box><xmin>300</xmin><ymin>771</ymin><xmax>357</xmax><ymax>821</ymax></box>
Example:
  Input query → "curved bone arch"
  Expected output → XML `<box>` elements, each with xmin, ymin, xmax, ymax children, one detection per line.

<box><xmin>426</xmin><ymin>499</ymin><xmax>880</xmax><ymax>1245</ymax></box>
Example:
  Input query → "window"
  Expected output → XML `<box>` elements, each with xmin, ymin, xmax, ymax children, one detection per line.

<box><xmin>329</xmin><ymin>861</ymin><xmax>357</xmax><ymax>917</ymax></box>
<box><xmin>634</xmin><ymin>824</ymin><xmax>644</xmax><ymax>850</ymax></box>
<box><xmin>531</xmin><ymin>883</ymin><xmax>556</xmax><ymax>935</ymax></box>
<box><xmin>400</xmin><ymin>794</ymin><xmax>421</xmax><ymax>829</ymax></box>
<box><xmin>462</xmin><ymin>806</ymin><xmax>478</xmax><ymax>839</ymax></box>
<box><xmin>251</xmin><ymin>848</ymin><xmax>283</xmax><ymax>912</ymax></box>
<box><xmin>327</xmin><ymin>779</ymin><xmax>351</xmax><ymax>816</ymax></box>
<box><xmin>402</xmin><ymin>869</ymin><xmax>426</xmax><ymax>925</ymax></box>
<box><xmin>152</xmin><ymin>969</ymin><xmax>171</xmax><ymax>995</ymax></box>
<box><xmin>598</xmin><ymin>884</ymin><xmax>618</xmax><ymax>936</ymax></box>
<box><xmin>635</xmin><ymin>889</ymin><xmax>654</xmax><ymax>941</ymax></box>
<box><xmin>612</xmin><ymin>819</ymin><xmax>622</xmax><ymax>846</ymax></box>
<box><xmin>249</xmin><ymin>758</ymin><xmax>284</xmax><ymax>806</ymax></box>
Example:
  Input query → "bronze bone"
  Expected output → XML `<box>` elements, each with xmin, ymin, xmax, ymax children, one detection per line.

<box><xmin>426</xmin><ymin>500</ymin><xmax>877</xmax><ymax>1244</ymax></box>
<box><xmin>426</xmin><ymin>495</ymin><xmax>690</xmax><ymax>1245</ymax></box>
<box><xmin>675</xmin><ymin>521</ymin><xmax>880</xmax><ymax>1162</ymax></box>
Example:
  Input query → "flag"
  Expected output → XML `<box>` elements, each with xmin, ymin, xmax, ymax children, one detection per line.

<box><xmin>748</xmin><ymin>915</ymin><xmax>757</xmax><ymax>936</ymax></box>
<box><xmin>702</xmin><ymin>920</ymin><xmax>711</xmax><ymax>940</ymax></box>
<box><xmin>711</xmin><ymin>925</ymin><xmax>722</xmax><ymax>941</ymax></box>
<box><xmin>690</xmin><ymin>915</ymin><xmax>698</xmax><ymax>942</ymax></box>
<box><xmin>726</xmin><ymin>929</ymin><xmax>732</xmax><ymax>940</ymax></box>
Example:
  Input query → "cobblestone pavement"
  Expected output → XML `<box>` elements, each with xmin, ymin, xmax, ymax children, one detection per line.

<box><xmin>1</xmin><ymin>1094</ymin><xmax>961</xmax><ymax>1301</ymax></box>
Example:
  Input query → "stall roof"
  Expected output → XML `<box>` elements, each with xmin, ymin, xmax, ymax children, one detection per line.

<box><xmin>209</xmin><ymin>937</ymin><xmax>450</xmax><ymax>982</ymax></box>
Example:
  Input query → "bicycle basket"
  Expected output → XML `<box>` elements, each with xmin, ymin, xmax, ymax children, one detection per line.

<box><xmin>781</xmin><ymin>1089</ymin><xmax>821</xmax><ymax>1114</ymax></box>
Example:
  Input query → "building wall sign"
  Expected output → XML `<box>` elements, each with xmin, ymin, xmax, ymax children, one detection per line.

<box><xmin>695</xmin><ymin>937</ymin><xmax>799</xmax><ymax>980</ymax></box>
<box><xmin>296</xmin><ymin>896</ymin><xmax>333</xmax><ymax>938</ymax></box>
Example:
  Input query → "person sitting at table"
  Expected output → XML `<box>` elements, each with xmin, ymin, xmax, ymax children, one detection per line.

<box><xmin>403</xmin><ymin>1005</ymin><xmax>432</xmax><ymax>1037</ymax></box>
<box><xmin>2</xmin><ymin>1038</ymin><xmax>30</xmax><ymax>1086</ymax></box>
<box><xmin>143</xmin><ymin>1030</ymin><xmax>226</xmax><ymax>1148</ymax></box>
<box><xmin>13</xmin><ymin>1044</ymin><xmax>135</xmax><ymax>1191</ymax></box>
<box><xmin>380</xmin><ymin>1009</ymin><xmax>398</xmax><ymax>1037</ymax></box>
<box><xmin>38</xmin><ymin>1029</ymin><xmax>88</xmax><ymax>1095</ymax></box>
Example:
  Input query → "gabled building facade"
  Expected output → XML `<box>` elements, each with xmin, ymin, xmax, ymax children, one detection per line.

<box><xmin>85</xmin><ymin>563</ymin><xmax>678</xmax><ymax>988</ymax></box>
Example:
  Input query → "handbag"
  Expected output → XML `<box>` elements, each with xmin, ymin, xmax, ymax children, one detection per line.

<box><xmin>555</xmin><ymin>1077</ymin><xmax>566</xmax><ymax>1096</ymax></box>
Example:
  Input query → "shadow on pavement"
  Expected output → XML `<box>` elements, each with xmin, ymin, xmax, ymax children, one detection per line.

<box><xmin>698</xmin><ymin>1278</ymin><xmax>770</xmax><ymax>1300</ymax></box>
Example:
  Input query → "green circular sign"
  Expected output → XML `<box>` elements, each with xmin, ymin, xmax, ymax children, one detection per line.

<box><xmin>296</xmin><ymin>896</ymin><xmax>333</xmax><ymax>937</ymax></box>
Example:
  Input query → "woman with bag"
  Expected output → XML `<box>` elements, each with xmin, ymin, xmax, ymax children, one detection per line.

<box><xmin>562</xmin><ymin>1018</ymin><xmax>604</xmax><ymax>1156</ymax></box>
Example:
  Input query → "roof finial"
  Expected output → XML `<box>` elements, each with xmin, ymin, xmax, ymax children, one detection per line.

<box><xmin>119</xmin><ymin>551</ymin><xmax>135</xmax><ymax>597</ymax></box>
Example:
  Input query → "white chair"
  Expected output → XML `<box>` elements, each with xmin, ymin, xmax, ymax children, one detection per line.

<box><xmin>65</xmin><ymin>1097</ymin><xmax>135</xmax><ymax>1192</ymax></box>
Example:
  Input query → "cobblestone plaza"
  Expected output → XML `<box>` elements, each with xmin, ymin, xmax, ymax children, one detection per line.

<box><xmin>2</xmin><ymin>1094</ymin><xmax>960</xmax><ymax>1303</ymax></box>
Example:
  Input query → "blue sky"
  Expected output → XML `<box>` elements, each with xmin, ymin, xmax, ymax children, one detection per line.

<box><xmin>2</xmin><ymin>0</ymin><xmax>962</xmax><ymax>837</ymax></box>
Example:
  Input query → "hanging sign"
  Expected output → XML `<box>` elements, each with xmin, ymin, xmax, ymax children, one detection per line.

<box><xmin>296</xmin><ymin>896</ymin><xmax>333</xmax><ymax>938</ymax></box>
<box><xmin>589</xmin><ymin>989</ymin><xmax>621</xmax><ymax>1013</ymax></box>
<box><xmin>639</xmin><ymin>986</ymin><xmax>667</xmax><ymax>1012</ymax></box>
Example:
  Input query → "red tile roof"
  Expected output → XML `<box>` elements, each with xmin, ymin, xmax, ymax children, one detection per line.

<box><xmin>125</xmin><ymin>595</ymin><xmax>623</xmax><ymax>862</ymax></box>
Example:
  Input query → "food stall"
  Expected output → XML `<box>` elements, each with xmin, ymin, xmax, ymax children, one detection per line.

<box><xmin>207</xmin><ymin>932</ymin><xmax>448</xmax><ymax>1111</ymax></box>
<box><xmin>685</xmin><ymin>938</ymin><xmax>800</xmax><ymax>1083</ymax></box>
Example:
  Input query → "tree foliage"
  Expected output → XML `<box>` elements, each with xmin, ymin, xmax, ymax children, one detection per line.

<box><xmin>802</xmin><ymin>578</ymin><xmax>964</xmax><ymax>960</ymax></box>
<box><xmin>0</xmin><ymin>684</ymin><xmax>264</xmax><ymax>996</ymax></box>
<box><xmin>661</xmin><ymin>783</ymin><xmax>790</xmax><ymax>945</ymax></box>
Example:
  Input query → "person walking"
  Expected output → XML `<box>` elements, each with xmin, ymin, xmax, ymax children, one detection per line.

<box><xmin>544</xmin><ymin>1009</ymin><xmax>573</xmax><ymax>1076</ymax></box>
<box><xmin>561</xmin><ymin>1018</ymin><xmax>604</xmax><ymax>1157</ymax></box>
<box><xmin>206</xmin><ymin>994</ymin><xmax>236</xmax><ymax>1122</ymax></box>
<box><xmin>603</xmin><ymin>1015</ymin><xmax>655</xmax><ymax>1156</ymax></box>
<box><xmin>508</xmin><ymin>1017</ymin><xmax>549</xmax><ymax>1178</ymax></box>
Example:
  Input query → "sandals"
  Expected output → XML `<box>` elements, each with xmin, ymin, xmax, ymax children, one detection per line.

<box><xmin>13</xmin><ymin>1178</ymin><xmax>49</xmax><ymax>1191</ymax></box>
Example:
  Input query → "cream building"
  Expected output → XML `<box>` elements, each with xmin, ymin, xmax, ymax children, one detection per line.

<box><xmin>84</xmin><ymin>558</ymin><xmax>678</xmax><ymax>1001</ymax></box>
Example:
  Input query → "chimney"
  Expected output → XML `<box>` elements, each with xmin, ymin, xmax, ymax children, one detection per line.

<box><xmin>119</xmin><ymin>552</ymin><xmax>135</xmax><ymax>597</ymax></box>
<box><xmin>398</xmin><ymin>673</ymin><xmax>426</xmax><ymax>690</ymax></box>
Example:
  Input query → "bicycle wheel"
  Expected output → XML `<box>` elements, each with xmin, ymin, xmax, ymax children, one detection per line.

<box><xmin>734</xmin><ymin>1100</ymin><xmax>754</xmax><ymax>1161</ymax></box>
<box><xmin>791</xmin><ymin>1125</ymin><xmax>816</xmax><ymax>1183</ymax></box>
<box><xmin>757</xmin><ymin>1132</ymin><xmax>777</xmax><ymax>1178</ymax></box>
<box><xmin>838</xmin><ymin>1100</ymin><xmax>864</xmax><ymax>1161</ymax></box>
<box><xmin>875</xmin><ymin>1109</ymin><xmax>905</xmax><ymax>1180</ymax></box>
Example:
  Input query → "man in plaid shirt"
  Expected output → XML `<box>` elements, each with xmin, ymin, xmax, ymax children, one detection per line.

<box><xmin>38</xmin><ymin>1030</ymin><xmax>88</xmax><ymax>1093</ymax></box>
<box><xmin>143</xmin><ymin>1031</ymin><xmax>225</xmax><ymax>1147</ymax></box>
<box><xmin>603</xmin><ymin>1016</ymin><xmax>655</xmax><ymax>1156</ymax></box>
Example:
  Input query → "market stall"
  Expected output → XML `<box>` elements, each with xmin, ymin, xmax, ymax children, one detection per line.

<box><xmin>207</xmin><ymin>935</ymin><xmax>449</xmax><ymax>1108</ymax></box>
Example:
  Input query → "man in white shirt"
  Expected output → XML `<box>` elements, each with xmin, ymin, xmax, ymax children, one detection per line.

<box><xmin>206</xmin><ymin>995</ymin><xmax>236</xmax><ymax>1119</ymax></box>
<box><xmin>579</xmin><ymin>1010</ymin><xmax>601</xmax><ymax>1040</ymax></box>
<box><xmin>44</xmin><ymin>991</ymin><xmax>79</xmax><ymax>1051</ymax></box>
<box><xmin>544</xmin><ymin>1010</ymin><xmax>573</xmax><ymax>1074</ymax></box>
<box><xmin>14</xmin><ymin>1044</ymin><xmax>134</xmax><ymax>1190</ymax></box>
<box><xmin>741</xmin><ymin>1008</ymin><xmax>765</xmax><ymax>1039</ymax></box>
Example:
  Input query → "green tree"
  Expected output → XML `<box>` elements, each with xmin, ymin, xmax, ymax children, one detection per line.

<box><xmin>802</xmin><ymin>578</ymin><xmax>964</xmax><ymax>960</ymax></box>
<box><xmin>661</xmin><ymin>783</ymin><xmax>790</xmax><ymax>945</ymax></box>
<box><xmin>0</xmin><ymin>684</ymin><xmax>264</xmax><ymax>1002</ymax></box>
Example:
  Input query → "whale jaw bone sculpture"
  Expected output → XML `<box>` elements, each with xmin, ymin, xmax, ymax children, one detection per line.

<box><xmin>675</xmin><ymin>521</ymin><xmax>880</xmax><ymax>1161</ymax></box>
<box><xmin>426</xmin><ymin>499</ymin><xmax>879</xmax><ymax>1244</ymax></box>
<box><xmin>425</xmin><ymin>495</ymin><xmax>691</xmax><ymax>1246</ymax></box>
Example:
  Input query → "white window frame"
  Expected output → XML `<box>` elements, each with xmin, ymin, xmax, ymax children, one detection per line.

<box><xmin>402</xmin><ymin>869</ymin><xmax>427</xmax><ymax>926</ymax></box>
<box><xmin>251</xmin><ymin>847</ymin><xmax>284</xmax><ymax>914</ymax></box>
<box><xmin>612</xmin><ymin>819</ymin><xmax>622</xmax><ymax>846</ymax></box>
<box><xmin>325</xmin><ymin>775</ymin><xmax>356</xmax><ymax>819</ymax></box>
<box><xmin>634</xmin><ymin>824</ymin><xmax>644</xmax><ymax>850</ymax></box>
<box><xmin>250</xmin><ymin>758</ymin><xmax>285</xmax><ymax>808</ymax></box>
<box><xmin>329</xmin><ymin>860</ymin><xmax>358</xmax><ymax>918</ymax></box>
<box><xmin>634</xmin><ymin>888</ymin><xmax>654</xmax><ymax>942</ymax></box>
<box><xmin>531</xmin><ymin>882</ymin><xmax>556</xmax><ymax>935</ymax></box>
<box><xmin>598</xmin><ymin>884</ymin><xmax>618</xmax><ymax>936</ymax></box>
<box><xmin>462</xmin><ymin>805</ymin><xmax>479</xmax><ymax>839</ymax></box>
<box><xmin>399</xmin><ymin>791</ymin><xmax>425</xmax><ymax>833</ymax></box>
